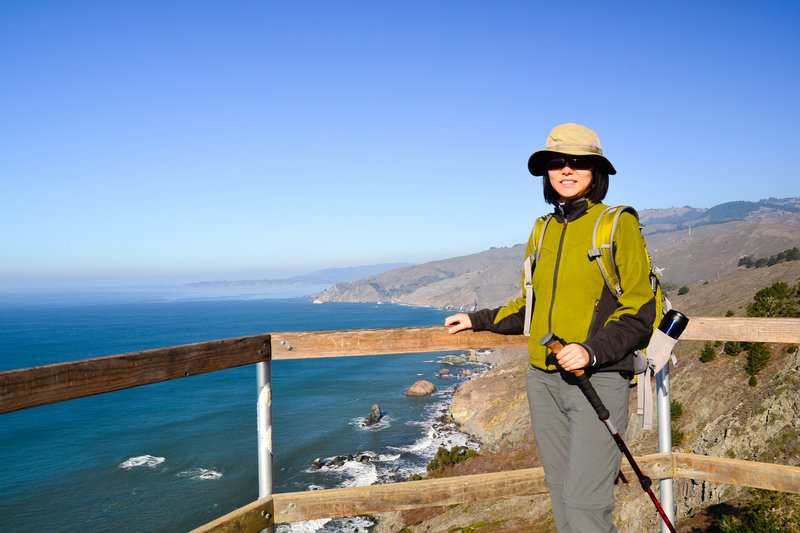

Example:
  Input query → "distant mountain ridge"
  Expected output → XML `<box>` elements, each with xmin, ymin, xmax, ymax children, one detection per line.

<box><xmin>315</xmin><ymin>197</ymin><xmax>800</xmax><ymax>310</ymax></box>
<box><xmin>639</xmin><ymin>197</ymin><xmax>800</xmax><ymax>235</ymax></box>
<box><xmin>184</xmin><ymin>263</ymin><xmax>413</xmax><ymax>287</ymax></box>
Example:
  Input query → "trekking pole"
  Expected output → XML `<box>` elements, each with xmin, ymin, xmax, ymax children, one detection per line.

<box><xmin>540</xmin><ymin>333</ymin><xmax>677</xmax><ymax>533</ymax></box>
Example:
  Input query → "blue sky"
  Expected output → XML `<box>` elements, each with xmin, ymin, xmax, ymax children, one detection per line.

<box><xmin>2</xmin><ymin>1</ymin><xmax>798</xmax><ymax>288</ymax></box>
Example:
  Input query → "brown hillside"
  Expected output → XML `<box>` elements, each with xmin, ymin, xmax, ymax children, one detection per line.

<box><xmin>315</xmin><ymin>212</ymin><xmax>800</xmax><ymax>309</ymax></box>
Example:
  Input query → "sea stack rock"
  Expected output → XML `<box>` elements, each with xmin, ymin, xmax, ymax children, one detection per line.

<box><xmin>365</xmin><ymin>404</ymin><xmax>383</xmax><ymax>426</ymax></box>
<box><xmin>405</xmin><ymin>380</ymin><xmax>435</xmax><ymax>396</ymax></box>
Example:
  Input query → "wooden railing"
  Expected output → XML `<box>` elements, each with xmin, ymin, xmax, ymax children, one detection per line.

<box><xmin>2</xmin><ymin>317</ymin><xmax>799</xmax><ymax>533</ymax></box>
<box><xmin>192</xmin><ymin>452</ymin><xmax>800</xmax><ymax>533</ymax></box>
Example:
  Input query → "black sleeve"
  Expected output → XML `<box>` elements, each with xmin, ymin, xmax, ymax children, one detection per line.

<box><xmin>468</xmin><ymin>304</ymin><xmax>527</xmax><ymax>335</ymax></box>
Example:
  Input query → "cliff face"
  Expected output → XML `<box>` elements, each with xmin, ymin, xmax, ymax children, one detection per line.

<box><xmin>676</xmin><ymin>349</ymin><xmax>800</xmax><ymax>517</ymax></box>
<box><xmin>448</xmin><ymin>347</ymin><xmax>533</xmax><ymax>450</ymax></box>
<box><xmin>316</xmin><ymin>245</ymin><xmax>524</xmax><ymax>311</ymax></box>
<box><xmin>374</xmin><ymin>261</ymin><xmax>800</xmax><ymax>533</ymax></box>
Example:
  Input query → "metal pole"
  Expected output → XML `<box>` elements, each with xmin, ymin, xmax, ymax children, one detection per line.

<box><xmin>257</xmin><ymin>361</ymin><xmax>275</xmax><ymax>533</ymax></box>
<box><xmin>656</xmin><ymin>364</ymin><xmax>675</xmax><ymax>533</ymax></box>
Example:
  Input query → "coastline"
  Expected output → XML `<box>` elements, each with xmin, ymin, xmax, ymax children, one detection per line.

<box><xmin>371</xmin><ymin>345</ymin><xmax>540</xmax><ymax>533</ymax></box>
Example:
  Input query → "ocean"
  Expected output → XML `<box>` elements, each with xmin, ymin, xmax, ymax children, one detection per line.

<box><xmin>0</xmin><ymin>285</ymin><xmax>483</xmax><ymax>532</ymax></box>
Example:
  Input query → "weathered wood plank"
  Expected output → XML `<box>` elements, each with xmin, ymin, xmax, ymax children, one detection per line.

<box><xmin>619</xmin><ymin>452</ymin><xmax>675</xmax><ymax>484</ymax></box>
<box><xmin>191</xmin><ymin>454</ymin><xmax>673</xmax><ymax>531</ymax></box>
<box><xmin>680</xmin><ymin>317</ymin><xmax>800</xmax><ymax>343</ymax></box>
<box><xmin>190</xmin><ymin>497</ymin><xmax>274</xmax><ymax>533</ymax></box>
<box><xmin>5</xmin><ymin>317</ymin><xmax>797</xmax><ymax>414</ymax></box>
<box><xmin>674</xmin><ymin>453</ymin><xmax>800</xmax><ymax>493</ymax></box>
<box><xmin>270</xmin><ymin>326</ymin><xmax>527</xmax><ymax>359</ymax></box>
<box><xmin>270</xmin><ymin>318</ymin><xmax>800</xmax><ymax>360</ymax></box>
<box><xmin>272</xmin><ymin>467</ymin><xmax>549</xmax><ymax>524</ymax></box>
<box><xmin>0</xmin><ymin>335</ymin><xmax>271</xmax><ymax>414</ymax></box>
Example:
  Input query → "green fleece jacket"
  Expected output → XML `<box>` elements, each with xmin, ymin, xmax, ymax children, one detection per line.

<box><xmin>469</xmin><ymin>198</ymin><xmax>656</xmax><ymax>373</ymax></box>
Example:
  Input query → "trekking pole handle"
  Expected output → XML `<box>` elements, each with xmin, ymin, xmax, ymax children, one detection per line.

<box><xmin>540</xmin><ymin>333</ymin><xmax>610</xmax><ymax>421</ymax></box>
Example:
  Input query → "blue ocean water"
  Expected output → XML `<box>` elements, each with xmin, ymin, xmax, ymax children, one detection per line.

<box><xmin>0</xmin><ymin>286</ymin><xmax>482</xmax><ymax>532</ymax></box>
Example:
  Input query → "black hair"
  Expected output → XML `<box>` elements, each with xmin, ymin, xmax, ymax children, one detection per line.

<box><xmin>542</xmin><ymin>164</ymin><xmax>609</xmax><ymax>205</ymax></box>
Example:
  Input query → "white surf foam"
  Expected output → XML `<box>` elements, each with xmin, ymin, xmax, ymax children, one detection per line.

<box><xmin>349</xmin><ymin>413</ymin><xmax>393</xmax><ymax>431</ymax></box>
<box><xmin>119</xmin><ymin>455</ymin><xmax>165</xmax><ymax>469</ymax></box>
<box><xmin>176</xmin><ymin>468</ymin><xmax>223</xmax><ymax>480</ymax></box>
<box><xmin>278</xmin><ymin>359</ymin><xmax>487</xmax><ymax>532</ymax></box>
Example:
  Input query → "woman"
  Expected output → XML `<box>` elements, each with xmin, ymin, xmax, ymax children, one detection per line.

<box><xmin>445</xmin><ymin>123</ymin><xmax>655</xmax><ymax>533</ymax></box>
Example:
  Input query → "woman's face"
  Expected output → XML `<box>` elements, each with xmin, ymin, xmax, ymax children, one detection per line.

<box><xmin>547</xmin><ymin>158</ymin><xmax>594</xmax><ymax>201</ymax></box>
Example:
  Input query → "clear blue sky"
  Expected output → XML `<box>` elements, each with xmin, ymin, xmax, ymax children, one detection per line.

<box><xmin>2</xmin><ymin>1</ymin><xmax>798</xmax><ymax>288</ymax></box>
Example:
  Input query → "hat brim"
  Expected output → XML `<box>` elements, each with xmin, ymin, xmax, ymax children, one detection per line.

<box><xmin>528</xmin><ymin>150</ymin><xmax>616</xmax><ymax>176</ymax></box>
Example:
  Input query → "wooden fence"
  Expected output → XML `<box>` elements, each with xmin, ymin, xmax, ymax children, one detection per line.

<box><xmin>1</xmin><ymin>317</ymin><xmax>799</xmax><ymax>532</ymax></box>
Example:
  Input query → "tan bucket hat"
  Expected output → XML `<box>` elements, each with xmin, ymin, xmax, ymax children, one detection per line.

<box><xmin>528</xmin><ymin>123</ymin><xmax>616</xmax><ymax>176</ymax></box>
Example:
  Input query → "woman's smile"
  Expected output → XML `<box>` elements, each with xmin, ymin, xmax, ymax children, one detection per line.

<box><xmin>548</xmin><ymin>166</ymin><xmax>593</xmax><ymax>201</ymax></box>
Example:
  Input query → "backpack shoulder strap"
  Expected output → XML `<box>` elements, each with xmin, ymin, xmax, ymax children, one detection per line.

<box><xmin>523</xmin><ymin>215</ymin><xmax>553</xmax><ymax>336</ymax></box>
<box><xmin>533</xmin><ymin>214</ymin><xmax>551</xmax><ymax>264</ymax></box>
<box><xmin>588</xmin><ymin>205</ymin><xmax>639</xmax><ymax>298</ymax></box>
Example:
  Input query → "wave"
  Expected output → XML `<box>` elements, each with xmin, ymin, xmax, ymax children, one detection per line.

<box><xmin>277</xmin><ymin>515</ymin><xmax>374</xmax><ymax>533</ymax></box>
<box><xmin>118</xmin><ymin>455</ymin><xmax>165</xmax><ymax>469</ymax></box>
<box><xmin>176</xmin><ymin>468</ymin><xmax>223</xmax><ymax>480</ymax></box>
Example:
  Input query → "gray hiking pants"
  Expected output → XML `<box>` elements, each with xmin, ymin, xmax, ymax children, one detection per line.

<box><xmin>526</xmin><ymin>366</ymin><xmax>629</xmax><ymax>533</ymax></box>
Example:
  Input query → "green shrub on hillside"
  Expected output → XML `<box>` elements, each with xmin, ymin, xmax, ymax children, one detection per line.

<box><xmin>662</xmin><ymin>282</ymin><xmax>678</xmax><ymax>295</ymax></box>
<box><xmin>700</xmin><ymin>342</ymin><xmax>716</xmax><ymax>362</ymax></box>
<box><xmin>724</xmin><ymin>341</ymin><xmax>742</xmax><ymax>356</ymax></box>
<box><xmin>678</xmin><ymin>286</ymin><xmax>690</xmax><ymax>295</ymax></box>
<box><xmin>746</xmin><ymin>281</ymin><xmax>800</xmax><ymax>318</ymax></box>
<box><xmin>745</xmin><ymin>342</ymin><xmax>771</xmax><ymax>386</ymax></box>
<box><xmin>717</xmin><ymin>489</ymin><xmax>800</xmax><ymax>532</ymax></box>
<box><xmin>671</xmin><ymin>399</ymin><xmax>684</xmax><ymax>444</ymax></box>
<box><xmin>670</xmin><ymin>399</ymin><xmax>683</xmax><ymax>421</ymax></box>
<box><xmin>738</xmin><ymin>247</ymin><xmax>800</xmax><ymax>269</ymax></box>
<box><xmin>426</xmin><ymin>446</ymin><xmax>480</xmax><ymax>475</ymax></box>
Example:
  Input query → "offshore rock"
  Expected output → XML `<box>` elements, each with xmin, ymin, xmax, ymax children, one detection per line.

<box><xmin>365</xmin><ymin>404</ymin><xmax>383</xmax><ymax>426</ymax></box>
<box><xmin>441</xmin><ymin>354</ymin><xmax>467</xmax><ymax>365</ymax></box>
<box><xmin>405</xmin><ymin>380</ymin><xmax>435</xmax><ymax>396</ymax></box>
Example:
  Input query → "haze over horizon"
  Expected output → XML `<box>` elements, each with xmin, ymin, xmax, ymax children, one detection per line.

<box><xmin>2</xmin><ymin>2</ymin><xmax>799</xmax><ymax>289</ymax></box>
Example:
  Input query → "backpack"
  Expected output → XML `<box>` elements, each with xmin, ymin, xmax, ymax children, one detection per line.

<box><xmin>522</xmin><ymin>205</ymin><xmax>675</xmax><ymax>430</ymax></box>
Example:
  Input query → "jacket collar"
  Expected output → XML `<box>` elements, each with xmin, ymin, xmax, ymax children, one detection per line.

<box><xmin>553</xmin><ymin>197</ymin><xmax>595</xmax><ymax>223</ymax></box>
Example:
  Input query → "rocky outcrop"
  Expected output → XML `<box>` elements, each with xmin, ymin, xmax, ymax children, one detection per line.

<box><xmin>448</xmin><ymin>347</ymin><xmax>533</xmax><ymax>450</ymax></box>
<box><xmin>365</xmin><ymin>404</ymin><xmax>383</xmax><ymax>426</ymax></box>
<box><xmin>404</xmin><ymin>380</ymin><xmax>435</xmax><ymax>396</ymax></box>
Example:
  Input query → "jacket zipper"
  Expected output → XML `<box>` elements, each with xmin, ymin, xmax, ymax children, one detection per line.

<box><xmin>588</xmin><ymin>299</ymin><xmax>601</xmax><ymax>335</ymax></box>
<box><xmin>547</xmin><ymin>219</ymin><xmax>569</xmax><ymax>335</ymax></box>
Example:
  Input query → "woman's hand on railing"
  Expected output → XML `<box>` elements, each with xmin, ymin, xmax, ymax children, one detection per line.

<box><xmin>445</xmin><ymin>313</ymin><xmax>473</xmax><ymax>334</ymax></box>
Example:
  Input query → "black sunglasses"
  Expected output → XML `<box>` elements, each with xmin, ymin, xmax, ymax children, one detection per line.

<box><xmin>546</xmin><ymin>156</ymin><xmax>593</xmax><ymax>171</ymax></box>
